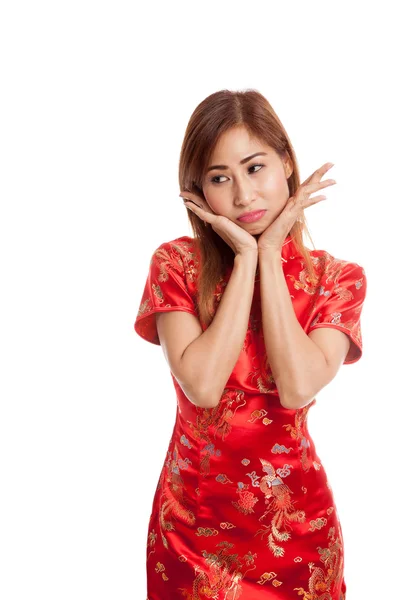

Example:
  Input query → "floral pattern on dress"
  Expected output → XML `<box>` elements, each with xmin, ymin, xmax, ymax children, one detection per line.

<box><xmin>135</xmin><ymin>235</ymin><xmax>367</xmax><ymax>599</ymax></box>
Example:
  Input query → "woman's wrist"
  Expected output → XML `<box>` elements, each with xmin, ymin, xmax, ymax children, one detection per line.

<box><xmin>234</xmin><ymin>248</ymin><xmax>258</xmax><ymax>265</ymax></box>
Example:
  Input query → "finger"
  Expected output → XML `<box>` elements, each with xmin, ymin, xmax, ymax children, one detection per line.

<box><xmin>307</xmin><ymin>194</ymin><xmax>327</xmax><ymax>205</ymax></box>
<box><xmin>182</xmin><ymin>199</ymin><xmax>217</xmax><ymax>224</ymax></box>
<box><xmin>182</xmin><ymin>198</ymin><xmax>204</xmax><ymax>210</ymax></box>
<box><xmin>311</xmin><ymin>162</ymin><xmax>335</xmax><ymax>181</ymax></box>
<box><xmin>317</xmin><ymin>162</ymin><xmax>335</xmax><ymax>175</ymax></box>
<box><xmin>180</xmin><ymin>192</ymin><xmax>217</xmax><ymax>216</ymax></box>
<box><xmin>179</xmin><ymin>190</ymin><xmax>209</xmax><ymax>208</ymax></box>
<box><xmin>301</xmin><ymin>162</ymin><xmax>335</xmax><ymax>186</ymax></box>
<box><xmin>179</xmin><ymin>192</ymin><xmax>204</xmax><ymax>209</ymax></box>
<box><xmin>302</xmin><ymin>179</ymin><xmax>336</xmax><ymax>195</ymax></box>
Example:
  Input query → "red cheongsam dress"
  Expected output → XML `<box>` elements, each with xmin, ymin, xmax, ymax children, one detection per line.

<box><xmin>134</xmin><ymin>234</ymin><xmax>367</xmax><ymax>600</ymax></box>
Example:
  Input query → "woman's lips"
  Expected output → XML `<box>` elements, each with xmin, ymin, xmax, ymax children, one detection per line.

<box><xmin>237</xmin><ymin>209</ymin><xmax>267</xmax><ymax>223</ymax></box>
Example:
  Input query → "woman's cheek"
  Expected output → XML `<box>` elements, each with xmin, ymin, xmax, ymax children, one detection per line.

<box><xmin>261</xmin><ymin>172</ymin><xmax>280</xmax><ymax>191</ymax></box>
<box><xmin>264</xmin><ymin>176</ymin><xmax>289</xmax><ymax>203</ymax></box>
<box><xmin>209</xmin><ymin>201</ymin><xmax>225</xmax><ymax>215</ymax></box>
<box><xmin>204</xmin><ymin>191</ymin><xmax>224</xmax><ymax>214</ymax></box>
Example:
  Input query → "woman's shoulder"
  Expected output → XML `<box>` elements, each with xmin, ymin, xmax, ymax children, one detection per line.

<box><xmin>149</xmin><ymin>236</ymin><xmax>200</xmax><ymax>288</ymax></box>
<box><xmin>306</xmin><ymin>244</ymin><xmax>366</xmax><ymax>283</ymax></box>
<box><xmin>153</xmin><ymin>235</ymin><xmax>196</xmax><ymax>253</ymax></box>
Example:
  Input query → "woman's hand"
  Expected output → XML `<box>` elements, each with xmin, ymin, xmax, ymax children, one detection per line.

<box><xmin>179</xmin><ymin>190</ymin><xmax>258</xmax><ymax>257</ymax></box>
<box><xmin>257</xmin><ymin>162</ymin><xmax>337</xmax><ymax>254</ymax></box>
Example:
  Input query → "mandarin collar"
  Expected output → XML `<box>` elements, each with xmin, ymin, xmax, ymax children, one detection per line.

<box><xmin>223</xmin><ymin>235</ymin><xmax>299</xmax><ymax>279</ymax></box>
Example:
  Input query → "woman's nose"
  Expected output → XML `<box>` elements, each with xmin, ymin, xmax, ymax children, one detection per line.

<box><xmin>234</xmin><ymin>188</ymin><xmax>255</xmax><ymax>207</ymax></box>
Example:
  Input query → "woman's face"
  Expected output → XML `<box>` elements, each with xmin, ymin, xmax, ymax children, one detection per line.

<box><xmin>202</xmin><ymin>125</ymin><xmax>293</xmax><ymax>235</ymax></box>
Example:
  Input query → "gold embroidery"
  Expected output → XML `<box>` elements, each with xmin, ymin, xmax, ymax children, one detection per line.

<box><xmin>158</xmin><ymin>442</ymin><xmax>196</xmax><ymax>550</ymax></box>
<box><xmin>146</xmin><ymin>528</ymin><xmax>157</xmax><ymax>562</ymax></box>
<box><xmin>283</xmin><ymin>402</ymin><xmax>315</xmax><ymax>472</ymax></box>
<box><xmin>154</xmin><ymin>561</ymin><xmax>169</xmax><ymax>582</ymax></box>
<box><xmin>294</xmin><ymin>525</ymin><xmax>345</xmax><ymax>598</ymax></box>
<box><xmin>182</xmin><ymin>541</ymin><xmax>258</xmax><ymax>599</ymax></box>
<box><xmin>232</xmin><ymin>484</ymin><xmax>259</xmax><ymax>515</ymax></box>
<box><xmin>137</xmin><ymin>296</ymin><xmax>152</xmax><ymax>317</ymax></box>
<box><xmin>187</xmin><ymin>389</ymin><xmax>247</xmax><ymax>478</ymax></box>
<box><xmin>309</xmin><ymin>517</ymin><xmax>328</xmax><ymax>532</ymax></box>
<box><xmin>220</xmin><ymin>522</ymin><xmax>236</xmax><ymax>530</ymax></box>
<box><xmin>195</xmin><ymin>527</ymin><xmax>219</xmax><ymax>537</ymax></box>
<box><xmin>255</xmin><ymin>458</ymin><xmax>306</xmax><ymax>558</ymax></box>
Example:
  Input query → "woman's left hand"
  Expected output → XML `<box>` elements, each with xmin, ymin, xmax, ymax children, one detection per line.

<box><xmin>257</xmin><ymin>162</ymin><xmax>337</xmax><ymax>254</ymax></box>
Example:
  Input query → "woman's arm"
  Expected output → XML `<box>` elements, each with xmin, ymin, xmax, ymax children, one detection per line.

<box><xmin>156</xmin><ymin>250</ymin><xmax>258</xmax><ymax>409</ymax></box>
<box><xmin>258</xmin><ymin>249</ymin><xmax>350</xmax><ymax>410</ymax></box>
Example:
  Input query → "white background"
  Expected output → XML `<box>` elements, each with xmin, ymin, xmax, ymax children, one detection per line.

<box><xmin>1</xmin><ymin>1</ymin><xmax>398</xmax><ymax>598</ymax></box>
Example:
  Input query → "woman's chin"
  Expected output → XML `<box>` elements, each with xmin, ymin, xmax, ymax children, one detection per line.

<box><xmin>238</xmin><ymin>222</ymin><xmax>267</xmax><ymax>236</ymax></box>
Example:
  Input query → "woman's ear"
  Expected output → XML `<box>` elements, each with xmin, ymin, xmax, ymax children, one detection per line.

<box><xmin>283</xmin><ymin>152</ymin><xmax>294</xmax><ymax>179</ymax></box>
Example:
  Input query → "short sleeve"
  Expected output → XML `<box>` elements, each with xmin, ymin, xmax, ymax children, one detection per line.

<box><xmin>134</xmin><ymin>240</ymin><xmax>199</xmax><ymax>345</ymax></box>
<box><xmin>307</xmin><ymin>261</ymin><xmax>367</xmax><ymax>364</ymax></box>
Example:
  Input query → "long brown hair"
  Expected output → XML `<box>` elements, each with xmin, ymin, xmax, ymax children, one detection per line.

<box><xmin>178</xmin><ymin>89</ymin><xmax>318</xmax><ymax>327</ymax></box>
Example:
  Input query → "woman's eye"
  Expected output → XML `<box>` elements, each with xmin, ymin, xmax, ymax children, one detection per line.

<box><xmin>211</xmin><ymin>175</ymin><xmax>228</xmax><ymax>184</ymax></box>
<box><xmin>210</xmin><ymin>164</ymin><xmax>264</xmax><ymax>184</ymax></box>
<box><xmin>249</xmin><ymin>164</ymin><xmax>263</xmax><ymax>174</ymax></box>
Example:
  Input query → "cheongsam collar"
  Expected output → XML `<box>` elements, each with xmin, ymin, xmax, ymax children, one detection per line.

<box><xmin>222</xmin><ymin>234</ymin><xmax>300</xmax><ymax>280</ymax></box>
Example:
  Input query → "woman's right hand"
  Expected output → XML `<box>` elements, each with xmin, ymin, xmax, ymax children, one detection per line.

<box><xmin>179</xmin><ymin>190</ymin><xmax>258</xmax><ymax>257</ymax></box>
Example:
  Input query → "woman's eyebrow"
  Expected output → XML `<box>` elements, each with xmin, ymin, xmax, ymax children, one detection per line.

<box><xmin>206</xmin><ymin>152</ymin><xmax>268</xmax><ymax>173</ymax></box>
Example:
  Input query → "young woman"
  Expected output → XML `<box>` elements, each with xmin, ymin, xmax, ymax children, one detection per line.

<box><xmin>134</xmin><ymin>89</ymin><xmax>367</xmax><ymax>600</ymax></box>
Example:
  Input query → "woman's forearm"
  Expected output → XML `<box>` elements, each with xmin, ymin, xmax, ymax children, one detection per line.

<box><xmin>181</xmin><ymin>251</ymin><xmax>258</xmax><ymax>408</ymax></box>
<box><xmin>258</xmin><ymin>249</ymin><xmax>328</xmax><ymax>409</ymax></box>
